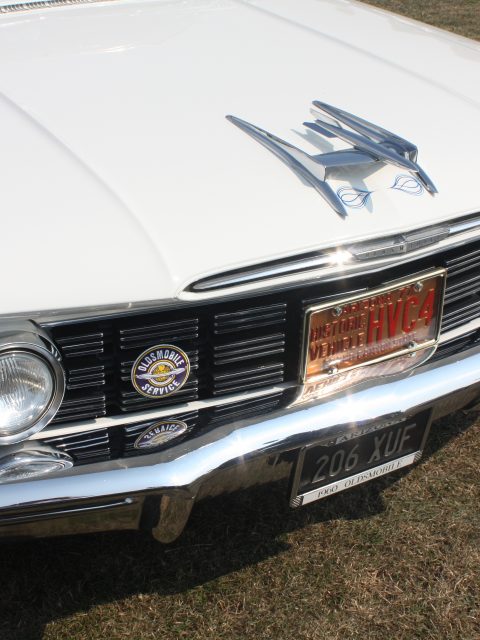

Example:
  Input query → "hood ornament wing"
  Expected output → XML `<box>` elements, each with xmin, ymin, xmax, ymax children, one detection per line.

<box><xmin>227</xmin><ymin>101</ymin><xmax>437</xmax><ymax>218</ymax></box>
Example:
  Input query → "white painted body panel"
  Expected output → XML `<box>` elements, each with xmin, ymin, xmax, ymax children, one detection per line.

<box><xmin>0</xmin><ymin>0</ymin><xmax>479</xmax><ymax>314</ymax></box>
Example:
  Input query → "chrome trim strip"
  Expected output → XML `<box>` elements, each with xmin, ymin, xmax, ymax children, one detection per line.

<box><xmin>0</xmin><ymin>0</ymin><xmax>114</xmax><ymax>14</ymax></box>
<box><xmin>1</xmin><ymin>297</ymin><xmax>186</xmax><ymax>326</ymax></box>
<box><xmin>0</xmin><ymin>498</ymin><xmax>134</xmax><ymax>525</ymax></box>
<box><xmin>438</xmin><ymin>316</ymin><xmax>480</xmax><ymax>344</ymax></box>
<box><xmin>184</xmin><ymin>212</ymin><xmax>480</xmax><ymax>298</ymax></box>
<box><xmin>30</xmin><ymin>382</ymin><xmax>294</xmax><ymax>439</ymax></box>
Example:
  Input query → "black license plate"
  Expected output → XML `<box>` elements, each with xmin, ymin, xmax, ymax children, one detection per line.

<box><xmin>291</xmin><ymin>413</ymin><xmax>431</xmax><ymax>507</ymax></box>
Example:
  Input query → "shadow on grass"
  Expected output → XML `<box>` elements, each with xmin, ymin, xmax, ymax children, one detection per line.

<box><xmin>0</xmin><ymin>410</ymin><xmax>477</xmax><ymax>640</ymax></box>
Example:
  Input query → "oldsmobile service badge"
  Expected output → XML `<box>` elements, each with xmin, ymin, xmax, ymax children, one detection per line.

<box><xmin>131</xmin><ymin>344</ymin><xmax>190</xmax><ymax>399</ymax></box>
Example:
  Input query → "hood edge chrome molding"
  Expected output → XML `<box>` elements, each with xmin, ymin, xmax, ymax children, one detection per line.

<box><xmin>183</xmin><ymin>212</ymin><xmax>480</xmax><ymax>297</ymax></box>
<box><xmin>0</xmin><ymin>212</ymin><xmax>478</xmax><ymax>325</ymax></box>
<box><xmin>0</xmin><ymin>0</ymin><xmax>114</xmax><ymax>14</ymax></box>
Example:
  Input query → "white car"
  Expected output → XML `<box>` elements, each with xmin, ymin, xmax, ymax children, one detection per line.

<box><xmin>1</xmin><ymin>0</ymin><xmax>479</xmax><ymax>542</ymax></box>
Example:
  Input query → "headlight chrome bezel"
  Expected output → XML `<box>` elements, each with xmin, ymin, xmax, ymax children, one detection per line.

<box><xmin>0</xmin><ymin>322</ymin><xmax>65</xmax><ymax>445</ymax></box>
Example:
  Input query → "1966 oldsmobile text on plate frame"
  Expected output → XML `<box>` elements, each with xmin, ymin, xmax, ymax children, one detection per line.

<box><xmin>291</xmin><ymin>412</ymin><xmax>432</xmax><ymax>507</ymax></box>
<box><xmin>303</xmin><ymin>268</ymin><xmax>446</xmax><ymax>382</ymax></box>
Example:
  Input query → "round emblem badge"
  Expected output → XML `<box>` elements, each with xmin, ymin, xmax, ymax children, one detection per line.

<box><xmin>131</xmin><ymin>344</ymin><xmax>190</xmax><ymax>399</ymax></box>
<box><xmin>134</xmin><ymin>420</ymin><xmax>189</xmax><ymax>449</ymax></box>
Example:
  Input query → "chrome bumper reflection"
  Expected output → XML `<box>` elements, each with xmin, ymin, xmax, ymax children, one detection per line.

<box><xmin>1</xmin><ymin>345</ymin><xmax>480</xmax><ymax>542</ymax></box>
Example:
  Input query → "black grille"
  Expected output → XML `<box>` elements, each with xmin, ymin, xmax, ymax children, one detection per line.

<box><xmin>442</xmin><ymin>245</ymin><xmax>480</xmax><ymax>331</ymax></box>
<box><xmin>51</xmin><ymin>325</ymin><xmax>111</xmax><ymax>423</ymax></box>
<box><xmin>432</xmin><ymin>330</ymin><xmax>480</xmax><ymax>362</ymax></box>
<box><xmin>43</xmin><ymin>428</ymin><xmax>111</xmax><ymax>464</ymax></box>
<box><xmin>208</xmin><ymin>391</ymin><xmax>285</xmax><ymax>426</ymax></box>
<box><xmin>45</xmin><ymin>237</ymin><xmax>480</xmax><ymax>425</ymax></box>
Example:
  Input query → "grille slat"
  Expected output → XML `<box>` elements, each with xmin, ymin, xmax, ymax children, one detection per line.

<box><xmin>444</xmin><ymin>276</ymin><xmax>480</xmax><ymax>304</ymax></box>
<box><xmin>211</xmin><ymin>302</ymin><xmax>287</xmax><ymax>396</ymax></box>
<box><xmin>443</xmin><ymin>245</ymin><xmax>480</xmax><ymax>322</ymax></box>
<box><xmin>445</xmin><ymin>246</ymin><xmax>480</xmax><ymax>271</ymax></box>
<box><xmin>214</xmin><ymin>333</ymin><xmax>286</xmax><ymax>365</ymax></box>
<box><xmin>213</xmin><ymin>363</ymin><xmax>285</xmax><ymax>394</ymax></box>
<box><xmin>66</xmin><ymin>364</ymin><xmax>106</xmax><ymax>390</ymax></box>
<box><xmin>119</xmin><ymin>318</ymin><xmax>199</xmax><ymax>350</ymax></box>
<box><xmin>53</xmin><ymin>392</ymin><xmax>107</xmax><ymax>423</ymax></box>
<box><xmin>43</xmin><ymin>428</ymin><xmax>111</xmax><ymax>463</ymax></box>
<box><xmin>442</xmin><ymin>297</ymin><xmax>480</xmax><ymax>331</ymax></box>
<box><xmin>214</xmin><ymin>303</ymin><xmax>286</xmax><ymax>334</ymax></box>
<box><xmin>433</xmin><ymin>332</ymin><xmax>478</xmax><ymax>362</ymax></box>
<box><xmin>209</xmin><ymin>392</ymin><xmax>284</xmax><ymax>426</ymax></box>
<box><xmin>56</xmin><ymin>332</ymin><xmax>105</xmax><ymax>358</ymax></box>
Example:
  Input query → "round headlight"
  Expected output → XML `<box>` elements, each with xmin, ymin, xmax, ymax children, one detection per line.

<box><xmin>0</xmin><ymin>351</ymin><xmax>55</xmax><ymax>440</ymax></box>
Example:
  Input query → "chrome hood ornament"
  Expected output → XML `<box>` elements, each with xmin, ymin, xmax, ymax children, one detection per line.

<box><xmin>227</xmin><ymin>101</ymin><xmax>437</xmax><ymax>218</ymax></box>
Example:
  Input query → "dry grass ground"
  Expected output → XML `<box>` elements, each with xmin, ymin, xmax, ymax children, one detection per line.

<box><xmin>365</xmin><ymin>0</ymin><xmax>480</xmax><ymax>40</ymax></box>
<box><xmin>1</xmin><ymin>3</ymin><xmax>480</xmax><ymax>640</ymax></box>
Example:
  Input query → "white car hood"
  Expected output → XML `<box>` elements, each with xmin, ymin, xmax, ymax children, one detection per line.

<box><xmin>1</xmin><ymin>0</ymin><xmax>480</xmax><ymax>314</ymax></box>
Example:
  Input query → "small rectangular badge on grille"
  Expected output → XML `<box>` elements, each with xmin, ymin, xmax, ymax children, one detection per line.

<box><xmin>303</xmin><ymin>268</ymin><xmax>446</xmax><ymax>382</ymax></box>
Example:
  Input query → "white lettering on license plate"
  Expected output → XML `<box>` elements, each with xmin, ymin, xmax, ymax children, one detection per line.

<box><xmin>301</xmin><ymin>451</ymin><xmax>421</xmax><ymax>505</ymax></box>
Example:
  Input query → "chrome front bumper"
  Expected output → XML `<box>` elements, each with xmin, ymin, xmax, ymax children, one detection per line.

<box><xmin>1</xmin><ymin>345</ymin><xmax>480</xmax><ymax>542</ymax></box>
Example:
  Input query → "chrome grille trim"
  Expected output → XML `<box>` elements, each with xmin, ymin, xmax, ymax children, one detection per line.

<box><xmin>30</xmin><ymin>383</ymin><xmax>294</xmax><ymax>440</ymax></box>
<box><xmin>42</xmin><ymin>427</ymin><xmax>111</xmax><ymax>462</ymax></box>
<box><xmin>0</xmin><ymin>0</ymin><xmax>114</xmax><ymax>14</ymax></box>
<box><xmin>438</xmin><ymin>316</ymin><xmax>480</xmax><ymax>344</ymax></box>
<box><xmin>184</xmin><ymin>212</ymin><xmax>480</xmax><ymax>298</ymax></box>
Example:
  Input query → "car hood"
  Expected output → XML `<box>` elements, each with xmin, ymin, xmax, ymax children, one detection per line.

<box><xmin>1</xmin><ymin>0</ymin><xmax>480</xmax><ymax>314</ymax></box>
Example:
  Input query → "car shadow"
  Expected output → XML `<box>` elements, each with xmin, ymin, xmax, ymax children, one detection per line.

<box><xmin>0</xmin><ymin>410</ymin><xmax>477</xmax><ymax>640</ymax></box>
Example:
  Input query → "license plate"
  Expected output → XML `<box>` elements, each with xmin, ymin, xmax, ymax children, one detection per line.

<box><xmin>290</xmin><ymin>413</ymin><xmax>431</xmax><ymax>507</ymax></box>
<box><xmin>303</xmin><ymin>269</ymin><xmax>446</xmax><ymax>382</ymax></box>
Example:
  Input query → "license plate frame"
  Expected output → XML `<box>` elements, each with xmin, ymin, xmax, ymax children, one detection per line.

<box><xmin>302</xmin><ymin>268</ymin><xmax>446</xmax><ymax>383</ymax></box>
<box><xmin>290</xmin><ymin>411</ymin><xmax>432</xmax><ymax>507</ymax></box>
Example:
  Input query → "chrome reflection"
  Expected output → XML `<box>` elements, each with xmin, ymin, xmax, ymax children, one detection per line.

<box><xmin>0</xmin><ymin>320</ymin><xmax>65</xmax><ymax>445</ymax></box>
<box><xmin>0</xmin><ymin>448</ymin><xmax>73</xmax><ymax>483</ymax></box>
<box><xmin>227</xmin><ymin>100</ymin><xmax>436</xmax><ymax>218</ymax></box>
<box><xmin>185</xmin><ymin>216</ymin><xmax>476</xmax><ymax>297</ymax></box>
<box><xmin>0</xmin><ymin>0</ymin><xmax>115</xmax><ymax>14</ymax></box>
<box><xmin>292</xmin><ymin>348</ymin><xmax>436</xmax><ymax>407</ymax></box>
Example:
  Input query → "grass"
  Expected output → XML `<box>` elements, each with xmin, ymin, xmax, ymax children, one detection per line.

<box><xmin>1</xmin><ymin>3</ymin><xmax>480</xmax><ymax>640</ymax></box>
<box><xmin>363</xmin><ymin>0</ymin><xmax>480</xmax><ymax>41</ymax></box>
